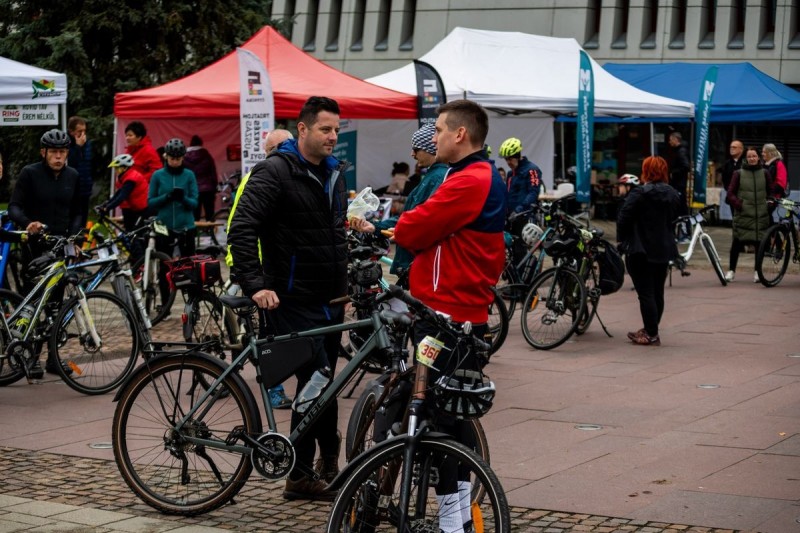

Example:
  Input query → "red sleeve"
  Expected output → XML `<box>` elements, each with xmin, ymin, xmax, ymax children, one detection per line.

<box><xmin>394</xmin><ymin>172</ymin><xmax>489</xmax><ymax>252</ymax></box>
<box><xmin>777</xmin><ymin>161</ymin><xmax>788</xmax><ymax>189</ymax></box>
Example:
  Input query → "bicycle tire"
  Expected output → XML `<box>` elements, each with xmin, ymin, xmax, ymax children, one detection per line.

<box><xmin>487</xmin><ymin>287</ymin><xmax>509</xmax><ymax>355</ymax></box>
<box><xmin>521</xmin><ymin>267</ymin><xmax>586</xmax><ymax>350</ymax></box>
<box><xmin>339</xmin><ymin>301</ymin><xmax>387</xmax><ymax>374</ymax></box>
<box><xmin>182</xmin><ymin>289</ymin><xmax>239</xmax><ymax>359</ymax></box>
<box><xmin>700</xmin><ymin>235</ymin><xmax>728</xmax><ymax>286</ymax></box>
<box><xmin>756</xmin><ymin>224</ymin><xmax>791</xmax><ymax>287</ymax></box>
<box><xmin>327</xmin><ymin>436</ymin><xmax>510</xmax><ymax>533</ymax></box>
<box><xmin>112</xmin><ymin>353</ymin><xmax>260</xmax><ymax>515</ymax></box>
<box><xmin>575</xmin><ymin>261</ymin><xmax>599</xmax><ymax>336</ymax></box>
<box><xmin>0</xmin><ymin>289</ymin><xmax>26</xmax><ymax>386</ymax></box>
<box><xmin>49</xmin><ymin>291</ymin><xmax>140</xmax><ymax>395</ymax></box>
<box><xmin>132</xmin><ymin>251</ymin><xmax>176</xmax><ymax>326</ymax></box>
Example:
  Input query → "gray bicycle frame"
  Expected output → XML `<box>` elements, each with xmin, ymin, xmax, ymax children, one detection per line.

<box><xmin>169</xmin><ymin>306</ymin><xmax>395</xmax><ymax>456</ymax></box>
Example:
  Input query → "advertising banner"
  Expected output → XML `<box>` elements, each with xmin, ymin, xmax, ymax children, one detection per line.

<box><xmin>693</xmin><ymin>66</ymin><xmax>718</xmax><ymax>205</ymax></box>
<box><xmin>0</xmin><ymin>104</ymin><xmax>59</xmax><ymax>126</ymax></box>
<box><xmin>414</xmin><ymin>60</ymin><xmax>446</xmax><ymax>128</ymax></box>
<box><xmin>237</xmin><ymin>48</ymin><xmax>274</xmax><ymax>175</ymax></box>
<box><xmin>576</xmin><ymin>50</ymin><xmax>594</xmax><ymax>204</ymax></box>
<box><xmin>332</xmin><ymin>119</ymin><xmax>358</xmax><ymax>190</ymax></box>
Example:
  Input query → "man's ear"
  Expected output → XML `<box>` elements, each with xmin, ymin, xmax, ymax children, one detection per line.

<box><xmin>297</xmin><ymin>122</ymin><xmax>307</xmax><ymax>137</ymax></box>
<box><xmin>454</xmin><ymin>126</ymin><xmax>466</xmax><ymax>144</ymax></box>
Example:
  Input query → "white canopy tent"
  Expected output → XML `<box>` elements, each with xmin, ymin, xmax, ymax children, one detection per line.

<box><xmin>0</xmin><ymin>56</ymin><xmax>67</xmax><ymax>128</ymax></box>
<box><xmin>364</xmin><ymin>28</ymin><xmax>694</xmax><ymax>190</ymax></box>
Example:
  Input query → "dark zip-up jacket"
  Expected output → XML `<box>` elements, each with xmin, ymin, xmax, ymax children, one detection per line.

<box><xmin>9</xmin><ymin>161</ymin><xmax>82</xmax><ymax>236</ymax></box>
<box><xmin>228</xmin><ymin>140</ymin><xmax>349</xmax><ymax>303</ymax></box>
<box><xmin>617</xmin><ymin>182</ymin><xmax>680</xmax><ymax>264</ymax></box>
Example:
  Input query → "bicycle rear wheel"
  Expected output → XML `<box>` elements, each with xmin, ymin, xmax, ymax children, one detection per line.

<box><xmin>487</xmin><ymin>287</ymin><xmax>509</xmax><ymax>355</ymax></box>
<box><xmin>0</xmin><ymin>289</ymin><xmax>25</xmax><ymax>386</ymax></box>
<box><xmin>50</xmin><ymin>291</ymin><xmax>140</xmax><ymax>395</ymax></box>
<box><xmin>756</xmin><ymin>224</ymin><xmax>791</xmax><ymax>287</ymax></box>
<box><xmin>182</xmin><ymin>290</ymin><xmax>239</xmax><ymax>359</ymax></box>
<box><xmin>132</xmin><ymin>251</ymin><xmax>176</xmax><ymax>326</ymax></box>
<box><xmin>327</xmin><ymin>436</ymin><xmax>509</xmax><ymax>533</ymax></box>
<box><xmin>112</xmin><ymin>353</ymin><xmax>260</xmax><ymax>515</ymax></box>
<box><xmin>521</xmin><ymin>267</ymin><xmax>585</xmax><ymax>350</ymax></box>
<box><xmin>700</xmin><ymin>235</ymin><xmax>728</xmax><ymax>286</ymax></box>
<box><xmin>576</xmin><ymin>261</ymin><xmax>600</xmax><ymax>336</ymax></box>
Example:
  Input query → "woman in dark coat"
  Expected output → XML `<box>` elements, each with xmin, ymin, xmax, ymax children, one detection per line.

<box><xmin>725</xmin><ymin>147</ymin><xmax>770</xmax><ymax>282</ymax></box>
<box><xmin>617</xmin><ymin>156</ymin><xmax>681</xmax><ymax>346</ymax></box>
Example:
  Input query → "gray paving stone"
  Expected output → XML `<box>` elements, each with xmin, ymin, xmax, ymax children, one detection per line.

<box><xmin>50</xmin><ymin>508</ymin><xmax>135</xmax><ymax>527</ymax></box>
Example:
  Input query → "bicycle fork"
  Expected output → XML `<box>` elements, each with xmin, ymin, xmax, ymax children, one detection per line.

<box><xmin>70</xmin><ymin>287</ymin><xmax>103</xmax><ymax>349</ymax></box>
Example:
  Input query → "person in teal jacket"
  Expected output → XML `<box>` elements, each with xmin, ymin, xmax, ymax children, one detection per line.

<box><xmin>350</xmin><ymin>123</ymin><xmax>446</xmax><ymax>281</ymax></box>
<box><xmin>148</xmin><ymin>138</ymin><xmax>199</xmax><ymax>306</ymax></box>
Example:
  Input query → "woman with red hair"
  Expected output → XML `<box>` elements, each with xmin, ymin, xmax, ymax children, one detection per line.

<box><xmin>617</xmin><ymin>156</ymin><xmax>681</xmax><ymax>346</ymax></box>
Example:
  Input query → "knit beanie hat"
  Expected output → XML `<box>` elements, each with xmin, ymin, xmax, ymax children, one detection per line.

<box><xmin>411</xmin><ymin>123</ymin><xmax>437</xmax><ymax>155</ymax></box>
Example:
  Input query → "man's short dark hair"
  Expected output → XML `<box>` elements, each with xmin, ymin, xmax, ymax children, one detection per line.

<box><xmin>298</xmin><ymin>96</ymin><xmax>340</xmax><ymax>126</ymax></box>
<box><xmin>67</xmin><ymin>116</ymin><xmax>86</xmax><ymax>132</ymax></box>
<box><xmin>190</xmin><ymin>135</ymin><xmax>203</xmax><ymax>147</ymax></box>
<box><xmin>435</xmin><ymin>100</ymin><xmax>489</xmax><ymax>146</ymax></box>
<box><xmin>125</xmin><ymin>121</ymin><xmax>147</xmax><ymax>138</ymax></box>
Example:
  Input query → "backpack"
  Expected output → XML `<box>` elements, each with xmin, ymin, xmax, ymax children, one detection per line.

<box><xmin>596</xmin><ymin>239</ymin><xmax>625</xmax><ymax>295</ymax></box>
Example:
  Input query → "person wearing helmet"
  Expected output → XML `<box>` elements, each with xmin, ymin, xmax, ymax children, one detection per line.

<box><xmin>100</xmin><ymin>153</ymin><xmax>150</xmax><ymax>233</ymax></box>
<box><xmin>8</xmin><ymin>129</ymin><xmax>82</xmax><ymax>378</ymax></box>
<box><xmin>499</xmin><ymin>137</ymin><xmax>542</xmax><ymax>215</ymax></box>
<box><xmin>148</xmin><ymin>138</ymin><xmax>198</xmax><ymax>255</ymax></box>
<box><xmin>124</xmin><ymin>121</ymin><xmax>162</xmax><ymax>183</ymax></box>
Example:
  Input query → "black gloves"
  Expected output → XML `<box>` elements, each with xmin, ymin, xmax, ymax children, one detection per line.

<box><xmin>170</xmin><ymin>188</ymin><xmax>185</xmax><ymax>201</ymax></box>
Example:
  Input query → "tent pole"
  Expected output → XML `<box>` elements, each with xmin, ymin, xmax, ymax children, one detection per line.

<box><xmin>61</xmin><ymin>103</ymin><xmax>67</xmax><ymax>131</ymax></box>
<box><xmin>560</xmin><ymin>121</ymin><xmax>566</xmax><ymax>185</ymax></box>
<box><xmin>110</xmin><ymin>117</ymin><xmax>118</xmax><ymax>203</ymax></box>
<box><xmin>650</xmin><ymin>122</ymin><xmax>655</xmax><ymax>155</ymax></box>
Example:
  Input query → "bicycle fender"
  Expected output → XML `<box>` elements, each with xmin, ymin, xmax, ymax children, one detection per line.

<box><xmin>326</xmin><ymin>431</ymin><xmax>452</xmax><ymax>491</ymax></box>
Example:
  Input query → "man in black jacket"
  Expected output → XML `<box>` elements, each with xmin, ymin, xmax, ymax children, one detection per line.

<box><xmin>9</xmin><ymin>129</ymin><xmax>82</xmax><ymax>377</ymax></box>
<box><xmin>228</xmin><ymin>96</ymin><xmax>347</xmax><ymax>501</ymax></box>
<box><xmin>667</xmin><ymin>131</ymin><xmax>690</xmax><ymax>218</ymax></box>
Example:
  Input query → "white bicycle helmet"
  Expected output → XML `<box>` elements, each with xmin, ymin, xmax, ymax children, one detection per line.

<box><xmin>619</xmin><ymin>174</ymin><xmax>640</xmax><ymax>186</ymax></box>
<box><xmin>520</xmin><ymin>222</ymin><xmax>544</xmax><ymax>246</ymax></box>
<box><xmin>108</xmin><ymin>153</ymin><xmax>135</xmax><ymax>169</ymax></box>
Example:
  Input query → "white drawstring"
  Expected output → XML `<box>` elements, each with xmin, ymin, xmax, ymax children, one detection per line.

<box><xmin>433</xmin><ymin>244</ymin><xmax>441</xmax><ymax>292</ymax></box>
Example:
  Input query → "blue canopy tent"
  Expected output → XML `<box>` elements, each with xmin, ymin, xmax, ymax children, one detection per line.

<box><xmin>604</xmin><ymin>62</ymin><xmax>800</xmax><ymax>123</ymax></box>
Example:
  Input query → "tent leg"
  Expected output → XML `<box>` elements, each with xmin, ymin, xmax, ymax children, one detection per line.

<box><xmin>110</xmin><ymin>117</ymin><xmax>118</xmax><ymax>205</ymax></box>
<box><xmin>650</xmin><ymin>122</ymin><xmax>655</xmax><ymax>156</ymax></box>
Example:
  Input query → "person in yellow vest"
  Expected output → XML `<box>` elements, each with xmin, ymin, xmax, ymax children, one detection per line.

<box><xmin>226</xmin><ymin>129</ymin><xmax>294</xmax><ymax>409</ymax></box>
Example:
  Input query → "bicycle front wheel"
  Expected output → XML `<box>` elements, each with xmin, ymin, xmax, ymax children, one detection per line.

<box><xmin>575</xmin><ymin>261</ymin><xmax>600</xmax><ymax>336</ymax></box>
<box><xmin>50</xmin><ymin>291</ymin><xmax>140</xmax><ymax>395</ymax></box>
<box><xmin>756</xmin><ymin>224</ymin><xmax>791</xmax><ymax>287</ymax></box>
<box><xmin>112</xmin><ymin>353</ymin><xmax>260</xmax><ymax>515</ymax></box>
<box><xmin>132</xmin><ymin>251</ymin><xmax>176</xmax><ymax>326</ymax></box>
<box><xmin>0</xmin><ymin>289</ymin><xmax>25</xmax><ymax>386</ymax></box>
<box><xmin>700</xmin><ymin>235</ymin><xmax>728</xmax><ymax>286</ymax></box>
<box><xmin>521</xmin><ymin>267</ymin><xmax>585</xmax><ymax>350</ymax></box>
<box><xmin>327</xmin><ymin>436</ymin><xmax>509</xmax><ymax>533</ymax></box>
<box><xmin>487</xmin><ymin>288</ymin><xmax>509</xmax><ymax>356</ymax></box>
<box><xmin>182</xmin><ymin>290</ymin><xmax>238</xmax><ymax>358</ymax></box>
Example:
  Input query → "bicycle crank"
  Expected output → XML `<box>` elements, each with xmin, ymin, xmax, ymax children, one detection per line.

<box><xmin>251</xmin><ymin>432</ymin><xmax>295</xmax><ymax>480</ymax></box>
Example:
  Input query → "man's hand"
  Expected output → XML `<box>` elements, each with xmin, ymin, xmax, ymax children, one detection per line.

<box><xmin>349</xmin><ymin>216</ymin><xmax>375</xmax><ymax>233</ymax></box>
<box><xmin>26</xmin><ymin>221</ymin><xmax>44</xmax><ymax>235</ymax></box>
<box><xmin>252</xmin><ymin>289</ymin><xmax>280</xmax><ymax>310</ymax></box>
<box><xmin>75</xmin><ymin>130</ymin><xmax>87</xmax><ymax>147</ymax></box>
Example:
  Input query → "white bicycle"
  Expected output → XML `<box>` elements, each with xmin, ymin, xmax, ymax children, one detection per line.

<box><xmin>669</xmin><ymin>205</ymin><xmax>728</xmax><ymax>286</ymax></box>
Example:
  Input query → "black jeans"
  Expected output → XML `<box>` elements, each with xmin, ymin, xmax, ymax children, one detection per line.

<box><xmin>267</xmin><ymin>300</ymin><xmax>344</xmax><ymax>480</ymax></box>
<box><xmin>155</xmin><ymin>229</ymin><xmax>197</xmax><ymax>305</ymax></box>
<box><xmin>625</xmin><ymin>254</ymin><xmax>669</xmax><ymax>338</ymax></box>
<box><xmin>194</xmin><ymin>191</ymin><xmax>217</xmax><ymax>221</ymax></box>
<box><xmin>728</xmin><ymin>237</ymin><xmax>757</xmax><ymax>273</ymax></box>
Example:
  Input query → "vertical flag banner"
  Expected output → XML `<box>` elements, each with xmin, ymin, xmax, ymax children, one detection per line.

<box><xmin>693</xmin><ymin>66</ymin><xmax>718</xmax><ymax>205</ymax></box>
<box><xmin>414</xmin><ymin>60</ymin><xmax>446</xmax><ymax>128</ymax></box>
<box><xmin>576</xmin><ymin>50</ymin><xmax>594</xmax><ymax>204</ymax></box>
<box><xmin>237</xmin><ymin>48</ymin><xmax>274</xmax><ymax>176</ymax></box>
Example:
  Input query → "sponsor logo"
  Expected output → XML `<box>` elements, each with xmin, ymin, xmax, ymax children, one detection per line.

<box><xmin>32</xmin><ymin>79</ymin><xmax>63</xmax><ymax>100</ymax></box>
<box><xmin>247</xmin><ymin>70</ymin><xmax>262</xmax><ymax>96</ymax></box>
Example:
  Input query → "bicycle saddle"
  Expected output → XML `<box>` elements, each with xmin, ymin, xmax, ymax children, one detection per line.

<box><xmin>220</xmin><ymin>294</ymin><xmax>256</xmax><ymax>310</ymax></box>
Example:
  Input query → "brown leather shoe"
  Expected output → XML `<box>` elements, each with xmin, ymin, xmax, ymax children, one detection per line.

<box><xmin>627</xmin><ymin>328</ymin><xmax>646</xmax><ymax>341</ymax></box>
<box><xmin>314</xmin><ymin>455</ymin><xmax>340</xmax><ymax>484</ymax></box>
<box><xmin>283</xmin><ymin>476</ymin><xmax>336</xmax><ymax>501</ymax></box>
<box><xmin>631</xmin><ymin>330</ymin><xmax>661</xmax><ymax>346</ymax></box>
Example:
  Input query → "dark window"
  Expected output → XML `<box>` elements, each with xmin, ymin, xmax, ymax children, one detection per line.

<box><xmin>669</xmin><ymin>0</ymin><xmax>687</xmax><ymax>48</ymax></box>
<box><xmin>285</xmin><ymin>0</ymin><xmax>297</xmax><ymax>40</ymax></box>
<box><xmin>584</xmin><ymin>0</ymin><xmax>602</xmax><ymax>49</ymax></box>
<box><xmin>375</xmin><ymin>0</ymin><xmax>392</xmax><ymax>51</ymax></box>
<box><xmin>728</xmin><ymin>0</ymin><xmax>745</xmax><ymax>49</ymax></box>
<box><xmin>326</xmin><ymin>0</ymin><xmax>342</xmax><ymax>51</ymax></box>
<box><xmin>791</xmin><ymin>0</ymin><xmax>800</xmax><ymax>48</ymax></box>
<box><xmin>303</xmin><ymin>0</ymin><xmax>319</xmax><ymax>51</ymax></box>
<box><xmin>611</xmin><ymin>0</ymin><xmax>629</xmax><ymax>49</ymax></box>
<box><xmin>699</xmin><ymin>0</ymin><xmax>716</xmax><ymax>49</ymax></box>
<box><xmin>399</xmin><ymin>0</ymin><xmax>416</xmax><ymax>51</ymax></box>
<box><xmin>641</xmin><ymin>0</ymin><xmax>658</xmax><ymax>49</ymax></box>
<box><xmin>351</xmin><ymin>0</ymin><xmax>366</xmax><ymax>51</ymax></box>
<box><xmin>759</xmin><ymin>0</ymin><xmax>776</xmax><ymax>49</ymax></box>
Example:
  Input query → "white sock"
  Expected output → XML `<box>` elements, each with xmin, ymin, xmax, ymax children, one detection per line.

<box><xmin>436</xmin><ymin>492</ymin><xmax>465</xmax><ymax>533</ymax></box>
<box><xmin>458</xmin><ymin>480</ymin><xmax>472</xmax><ymax>525</ymax></box>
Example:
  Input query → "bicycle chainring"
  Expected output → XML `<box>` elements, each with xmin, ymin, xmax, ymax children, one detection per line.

<box><xmin>252</xmin><ymin>432</ymin><xmax>295</xmax><ymax>480</ymax></box>
<box><xmin>6</xmin><ymin>340</ymin><xmax>35</xmax><ymax>373</ymax></box>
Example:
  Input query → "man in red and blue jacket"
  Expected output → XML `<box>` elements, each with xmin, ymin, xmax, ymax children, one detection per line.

<box><xmin>395</xmin><ymin>99</ymin><xmax>506</xmax><ymax>326</ymax></box>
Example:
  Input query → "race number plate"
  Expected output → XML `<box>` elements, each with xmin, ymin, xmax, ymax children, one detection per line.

<box><xmin>416</xmin><ymin>336</ymin><xmax>446</xmax><ymax>369</ymax></box>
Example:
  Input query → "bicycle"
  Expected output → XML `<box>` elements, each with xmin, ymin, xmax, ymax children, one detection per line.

<box><xmin>130</xmin><ymin>218</ymin><xmax>178</xmax><ymax>326</ymax></box>
<box><xmin>0</xmin><ymin>211</ymin><xmax>24</xmax><ymax>292</ymax></box>
<box><xmin>327</xmin><ymin>287</ymin><xmax>508</xmax><ymax>533</ymax></box>
<box><xmin>112</xmin><ymin>281</ymin><xmax>508</xmax><ymax>531</ymax></box>
<box><xmin>210</xmin><ymin>170</ymin><xmax>241</xmax><ymax>230</ymax></box>
<box><xmin>669</xmin><ymin>205</ymin><xmax>728</xmax><ymax>286</ymax></box>
<box><xmin>0</xmin><ymin>233</ymin><xmax>140</xmax><ymax>394</ymax></box>
<box><xmin>756</xmin><ymin>198</ymin><xmax>800</xmax><ymax>287</ymax></box>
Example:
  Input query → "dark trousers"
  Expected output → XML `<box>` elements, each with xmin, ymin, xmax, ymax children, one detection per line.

<box><xmin>194</xmin><ymin>191</ymin><xmax>216</xmax><ymax>221</ymax></box>
<box><xmin>267</xmin><ymin>301</ymin><xmax>344</xmax><ymax>480</ymax></box>
<box><xmin>670</xmin><ymin>178</ymin><xmax>688</xmax><ymax>217</ymax></box>
<box><xmin>626</xmin><ymin>254</ymin><xmax>668</xmax><ymax>338</ymax></box>
<box><xmin>122</xmin><ymin>209</ymin><xmax>146</xmax><ymax>264</ymax></box>
<box><xmin>155</xmin><ymin>229</ymin><xmax>197</xmax><ymax>303</ymax></box>
<box><xmin>728</xmin><ymin>237</ymin><xmax>756</xmax><ymax>272</ymax></box>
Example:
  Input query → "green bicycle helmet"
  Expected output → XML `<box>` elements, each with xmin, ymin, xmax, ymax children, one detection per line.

<box><xmin>498</xmin><ymin>137</ymin><xmax>522</xmax><ymax>158</ymax></box>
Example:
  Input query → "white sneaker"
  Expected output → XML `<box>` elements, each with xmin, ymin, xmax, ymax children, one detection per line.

<box><xmin>725</xmin><ymin>270</ymin><xmax>735</xmax><ymax>282</ymax></box>
<box><xmin>753</xmin><ymin>271</ymin><xmax>760</xmax><ymax>283</ymax></box>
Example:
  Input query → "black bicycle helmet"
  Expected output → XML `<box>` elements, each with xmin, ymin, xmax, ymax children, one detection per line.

<box><xmin>40</xmin><ymin>129</ymin><xmax>71</xmax><ymax>149</ymax></box>
<box><xmin>432</xmin><ymin>369</ymin><xmax>496</xmax><ymax>420</ymax></box>
<box><xmin>164</xmin><ymin>138</ymin><xmax>186</xmax><ymax>157</ymax></box>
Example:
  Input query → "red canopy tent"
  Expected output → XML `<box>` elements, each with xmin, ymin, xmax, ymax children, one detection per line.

<box><xmin>113</xmin><ymin>26</ymin><xmax>417</xmax><ymax>177</ymax></box>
